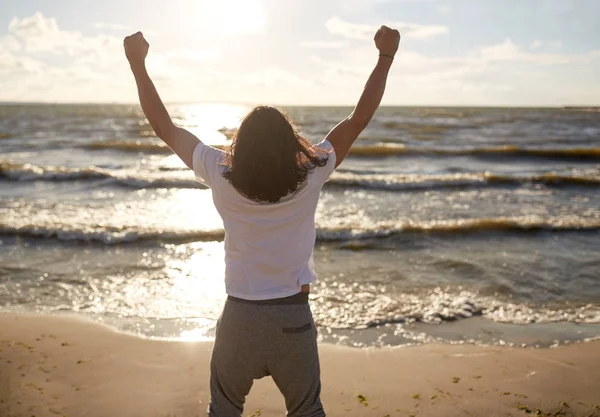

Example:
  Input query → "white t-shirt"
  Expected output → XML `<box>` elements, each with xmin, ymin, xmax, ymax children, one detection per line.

<box><xmin>192</xmin><ymin>138</ymin><xmax>336</xmax><ymax>300</ymax></box>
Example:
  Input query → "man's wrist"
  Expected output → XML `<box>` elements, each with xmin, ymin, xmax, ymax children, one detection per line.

<box><xmin>377</xmin><ymin>54</ymin><xmax>394</xmax><ymax>68</ymax></box>
<box><xmin>129</xmin><ymin>60</ymin><xmax>147</xmax><ymax>73</ymax></box>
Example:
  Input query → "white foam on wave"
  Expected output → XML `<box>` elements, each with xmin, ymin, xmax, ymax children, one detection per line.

<box><xmin>2</xmin><ymin>214</ymin><xmax>600</xmax><ymax>245</ymax></box>
<box><xmin>0</xmin><ymin>223</ymin><xmax>224</xmax><ymax>244</ymax></box>
<box><xmin>328</xmin><ymin>169</ymin><xmax>600</xmax><ymax>191</ymax></box>
<box><xmin>316</xmin><ymin>215</ymin><xmax>600</xmax><ymax>240</ymax></box>
<box><xmin>0</xmin><ymin>159</ymin><xmax>207</xmax><ymax>189</ymax></box>
<box><xmin>311</xmin><ymin>285</ymin><xmax>600</xmax><ymax>328</ymax></box>
<box><xmin>4</xmin><ymin>160</ymin><xmax>600</xmax><ymax>193</ymax></box>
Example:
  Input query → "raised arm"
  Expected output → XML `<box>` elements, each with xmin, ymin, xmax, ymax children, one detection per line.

<box><xmin>325</xmin><ymin>25</ymin><xmax>400</xmax><ymax>169</ymax></box>
<box><xmin>124</xmin><ymin>32</ymin><xmax>199</xmax><ymax>169</ymax></box>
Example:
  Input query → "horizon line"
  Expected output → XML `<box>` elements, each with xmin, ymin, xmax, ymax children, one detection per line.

<box><xmin>1</xmin><ymin>100</ymin><xmax>599</xmax><ymax>109</ymax></box>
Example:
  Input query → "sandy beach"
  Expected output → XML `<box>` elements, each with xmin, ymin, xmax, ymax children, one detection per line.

<box><xmin>0</xmin><ymin>313</ymin><xmax>598</xmax><ymax>417</ymax></box>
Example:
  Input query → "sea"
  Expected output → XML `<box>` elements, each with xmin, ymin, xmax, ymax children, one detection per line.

<box><xmin>1</xmin><ymin>103</ymin><xmax>599</xmax><ymax>348</ymax></box>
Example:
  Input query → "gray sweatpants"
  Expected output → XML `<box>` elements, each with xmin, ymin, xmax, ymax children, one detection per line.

<box><xmin>207</xmin><ymin>292</ymin><xmax>325</xmax><ymax>417</ymax></box>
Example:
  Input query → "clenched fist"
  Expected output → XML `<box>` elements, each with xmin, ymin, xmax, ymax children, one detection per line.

<box><xmin>374</xmin><ymin>25</ymin><xmax>400</xmax><ymax>58</ymax></box>
<box><xmin>124</xmin><ymin>31</ymin><xmax>149</xmax><ymax>67</ymax></box>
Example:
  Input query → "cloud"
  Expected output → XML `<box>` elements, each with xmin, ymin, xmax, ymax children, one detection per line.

<box><xmin>531</xmin><ymin>40</ymin><xmax>544</xmax><ymax>49</ymax></box>
<box><xmin>307</xmin><ymin>38</ymin><xmax>600</xmax><ymax>105</ymax></box>
<box><xmin>0</xmin><ymin>12</ymin><xmax>307</xmax><ymax>104</ymax></box>
<box><xmin>7</xmin><ymin>12</ymin><xmax>123</xmax><ymax>57</ymax></box>
<box><xmin>0</xmin><ymin>12</ymin><xmax>227</xmax><ymax>102</ymax></box>
<box><xmin>531</xmin><ymin>39</ymin><xmax>563</xmax><ymax>50</ymax></box>
<box><xmin>8</xmin><ymin>12</ymin><xmax>56</xmax><ymax>37</ymax></box>
<box><xmin>325</xmin><ymin>17</ymin><xmax>375</xmax><ymax>40</ymax></box>
<box><xmin>238</xmin><ymin>67</ymin><xmax>303</xmax><ymax>88</ymax></box>
<box><xmin>479</xmin><ymin>38</ymin><xmax>588</xmax><ymax>65</ymax></box>
<box><xmin>404</xmin><ymin>23</ymin><xmax>448</xmax><ymax>39</ymax></box>
<box><xmin>93</xmin><ymin>22</ymin><xmax>159</xmax><ymax>36</ymax></box>
<box><xmin>479</xmin><ymin>39</ymin><xmax>522</xmax><ymax>61</ymax></box>
<box><xmin>0</xmin><ymin>12</ymin><xmax>180</xmax><ymax>102</ymax></box>
<box><xmin>0</xmin><ymin>12</ymin><xmax>124</xmax><ymax>86</ymax></box>
<box><xmin>0</xmin><ymin>34</ymin><xmax>20</xmax><ymax>52</ymax></box>
<box><xmin>325</xmin><ymin>16</ymin><xmax>448</xmax><ymax>40</ymax></box>
<box><xmin>299</xmin><ymin>41</ymin><xmax>346</xmax><ymax>49</ymax></box>
<box><xmin>0</xmin><ymin>49</ymin><xmax>44</xmax><ymax>75</ymax></box>
<box><xmin>1</xmin><ymin>11</ymin><xmax>598</xmax><ymax>106</ymax></box>
<box><xmin>93</xmin><ymin>22</ymin><xmax>131</xmax><ymax>31</ymax></box>
<box><xmin>164</xmin><ymin>48</ymin><xmax>220</xmax><ymax>62</ymax></box>
<box><xmin>309</xmin><ymin>52</ymin><xmax>374</xmax><ymax>77</ymax></box>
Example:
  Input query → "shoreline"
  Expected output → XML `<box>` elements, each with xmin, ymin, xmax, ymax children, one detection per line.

<box><xmin>1</xmin><ymin>312</ymin><xmax>599</xmax><ymax>417</ymax></box>
<box><xmin>3</xmin><ymin>308</ymin><xmax>600</xmax><ymax>349</ymax></box>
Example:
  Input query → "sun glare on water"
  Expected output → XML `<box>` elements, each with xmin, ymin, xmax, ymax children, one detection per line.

<box><xmin>171</xmin><ymin>102</ymin><xmax>250</xmax><ymax>147</ymax></box>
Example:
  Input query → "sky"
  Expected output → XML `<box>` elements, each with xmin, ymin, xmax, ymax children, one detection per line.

<box><xmin>1</xmin><ymin>0</ymin><xmax>599</xmax><ymax>106</ymax></box>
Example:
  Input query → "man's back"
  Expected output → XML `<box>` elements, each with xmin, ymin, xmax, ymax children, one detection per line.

<box><xmin>193</xmin><ymin>139</ymin><xmax>336</xmax><ymax>300</ymax></box>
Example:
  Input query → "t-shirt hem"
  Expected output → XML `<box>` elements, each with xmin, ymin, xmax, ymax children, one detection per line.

<box><xmin>226</xmin><ymin>286</ymin><xmax>312</xmax><ymax>301</ymax></box>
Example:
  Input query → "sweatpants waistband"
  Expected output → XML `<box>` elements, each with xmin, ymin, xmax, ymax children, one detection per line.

<box><xmin>226</xmin><ymin>292</ymin><xmax>309</xmax><ymax>306</ymax></box>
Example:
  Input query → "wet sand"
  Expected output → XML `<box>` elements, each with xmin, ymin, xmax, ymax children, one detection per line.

<box><xmin>1</xmin><ymin>312</ymin><xmax>599</xmax><ymax>417</ymax></box>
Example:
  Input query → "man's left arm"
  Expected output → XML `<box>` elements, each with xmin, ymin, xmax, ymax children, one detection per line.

<box><xmin>125</xmin><ymin>31</ymin><xmax>199</xmax><ymax>169</ymax></box>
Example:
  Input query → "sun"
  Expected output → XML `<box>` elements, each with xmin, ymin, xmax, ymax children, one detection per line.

<box><xmin>185</xmin><ymin>0</ymin><xmax>267</xmax><ymax>37</ymax></box>
<box><xmin>218</xmin><ymin>0</ymin><xmax>266</xmax><ymax>35</ymax></box>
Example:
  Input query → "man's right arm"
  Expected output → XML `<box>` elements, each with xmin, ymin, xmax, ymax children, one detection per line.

<box><xmin>325</xmin><ymin>25</ymin><xmax>400</xmax><ymax>169</ymax></box>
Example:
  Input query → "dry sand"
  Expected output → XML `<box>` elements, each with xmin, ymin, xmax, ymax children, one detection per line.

<box><xmin>0</xmin><ymin>312</ymin><xmax>599</xmax><ymax>417</ymax></box>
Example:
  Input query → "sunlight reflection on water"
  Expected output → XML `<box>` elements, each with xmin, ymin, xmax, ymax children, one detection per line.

<box><xmin>171</xmin><ymin>102</ymin><xmax>251</xmax><ymax>146</ymax></box>
<box><xmin>166</xmin><ymin>241</ymin><xmax>227</xmax><ymax>339</ymax></box>
<box><xmin>161</xmin><ymin>104</ymin><xmax>243</xmax><ymax>339</ymax></box>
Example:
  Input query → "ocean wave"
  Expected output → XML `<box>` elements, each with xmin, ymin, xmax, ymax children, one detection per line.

<box><xmin>380</xmin><ymin>121</ymin><xmax>448</xmax><ymax>134</ymax></box>
<box><xmin>564</xmin><ymin>106</ymin><xmax>600</xmax><ymax>113</ymax></box>
<box><xmin>328</xmin><ymin>170</ymin><xmax>600</xmax><ymax>191</ymax></box>
<box><xmin>0</xmin><ymin>160</ymin><xmax>207</xmax><ymax>189</ymax></box>
<box><xmin>74</xmin><ymin>138</ymin><xmax>600</xmax><ymax>160</ymax></box>
<box><xmin>378</xmin><ymin>119</ymin><xmax>547</xmax><ymax>132</ymax></box>
<box><xmin>316</xmin><ymin>216</ymin><xmax>600</xmax><ymax>241</ymax></box>
<box><xmin>4</xmin><ymin>160</ymin><xmax>599</xmax><ymax>191</ymax></box>
<box><xmin>82</xmin><ymin>139</ymin><xmax>172</xmax><ymax>153</ymax></box>
<box><xmin>1</xmin><ymin>160</ymin><xmax>112</xmax><ymax>181</ymax></box>
<box><xmin>349</xmin><ymin>143</ymin><xmax>600</xmax><ymax>158</ymax></box>
<box><xmin>81</xmin><ymin>139</ymin><xmax>227</xmax><ymax>153</ymax></box>
<box><xmin>0</xmin><ymin>223</ymin><xmax>224</xmax><ymax>244</ymax></box>
<box><xmin>2</xmin><ymin>216</ymin><xmax>599</xmax><ymax>245</ymax></box>
<box><xmin>311</xmin><ymin>286</ymin><xmax>600</xmax><ymax>328</ymax></box>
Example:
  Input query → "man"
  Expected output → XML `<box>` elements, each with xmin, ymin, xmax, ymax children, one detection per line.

<box><xmin>124</xmin><ymin>24</ymin><xmax>400</xmax><ymax>416</ymax></box>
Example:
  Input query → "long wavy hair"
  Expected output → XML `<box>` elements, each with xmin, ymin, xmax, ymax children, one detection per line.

<box><xmin>220</xmin><ymin>106</ymin><xmax>330</xmax><ymax>203</ymax></box>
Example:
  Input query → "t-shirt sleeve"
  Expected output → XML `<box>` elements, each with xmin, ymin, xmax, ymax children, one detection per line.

<box><xmin>192</xmin><ymin>141</ymin><xmax>225</xmax><ymax>188</ymax></box>
<box><xmin>311</xmin><ymin>139</ymin><xmax>337</xmax><ymax>185</ymax></box>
